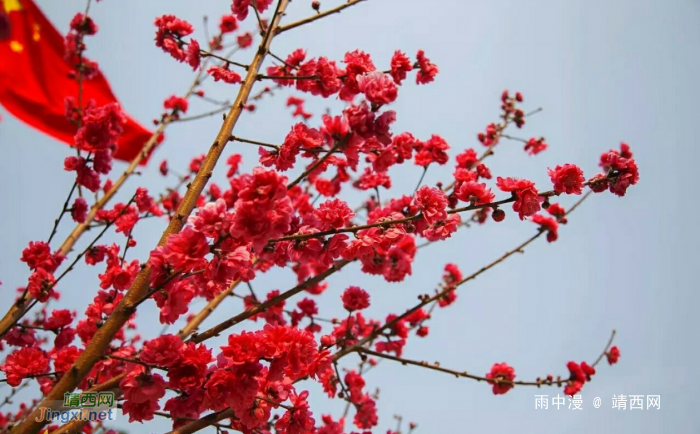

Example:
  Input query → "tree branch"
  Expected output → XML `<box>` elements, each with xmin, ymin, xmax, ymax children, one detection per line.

<box><xmin>276</xmin><ymin>0</ymin><xmax>369</xmax><ymax>34</ymax></box>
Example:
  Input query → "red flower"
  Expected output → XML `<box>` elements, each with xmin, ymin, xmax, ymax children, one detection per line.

<box><xmin>415</xmin><ymin>134</ymin><xmax>450</xmax><ymax>167</ymax></box>
<box><xmin>415</xmin><ymin>50</ymin><xmax>438</xmax><ymax>84</ymax></box>
<box><xmin>120</xmin><ymin>366</ymin><xmax>167</xmax><ymax>404</ymax></box>
<box><xmin>163</xmin><ymin>95</ymin><xmax>189</xmax><ymax>114</ymax></box>
<box><xmin>314</xmin><ymin>198</ymin><xmax>355</xmax><ymax>230</ymax></box>
<box><xmin>354</xmin><ymin>395</ymin><xmax>379</xmax><ymax>429</ymax></box>
<box><xmin>262</xmin><ymin>123</ymin><xmax>322</xmax><ymax>171</ymax></box>
<box><xmin>339</xmin><ymin>50</ymin><xmax>376</xmax><ymax>101</ymax></box>
<box><xmin>186</xmin><ymin>39</ymin><xmax>201</xmax><ymax>70</ymax></box>
<box><xmin>599</xmin><ymin>148</ymin><xmax>640</xmax><ymax>197</ymax></box>
<box><xmin>161</xmin><ymin>226</ymin><xmax>210</xmax><ymax>272</ymax></box>
<box><xmin>219</xmin><ymin>15</ymin><xmax>238</xmax><ymax>33</ymax></box>
<box><xmin>581</xmin><ymin>361</ymin><xmax>596</xmax><ymax>379</ymax></box>
<box><xmin>4</xmin><ymin>327</ymin><xmax>36</xmax><ymax>348</ymax></box>
<box><xmin>475</xmin><ymin>163</ymin><xmax>492</xmax><ymax>179</ymax></box>
<box><xmin>456</xmin><ymin>181</ymin><xmax>495</xmax><ymax>205</ymax></box>
<box><xmin>531</xmin><ymin>214</ymin><xmax>559</xmax><ymax>242</ymax></box>
<box><xmin>567</xmin><ymin>361</ymin><xmax>587</xmax><ymax>383</ymax></box>
<box><xmin>27</xmin><ymin>268</ymin><xmax>56</xmax><ymax>302</ymax></box>
<box><xmin>390</xmin><ymin>50</ymin><xmax>413</xmax><ymax>84</ymax></box>
<box><xmin>423</xmin><ymin>214</ymin><xmax>461</xmax><ymax>241</ymax></box>
<box><xmin>154</xmin><ymin>279</ymin><xmax>196</xmax><ymax>325</ymax></box>
<box><xmin>189</xmin><ymin>199</ymin><xmax>229</xmax><ymax>239</ymax></box>
<box><xmin>414</xmin><ymin>186</ymin><xmax>448</xmax><ymax>224</ymax></box>
<box><xmin>237</xmin><ymin>31</ymin><xmax>253</xmax><ymax>48</ymax></box>
<box><xmin>52</xmin><ymin>346</ymin><xmax>81</xmax><ymax>373</ymax></box>
<box><xmin>237</xmin><ymin>167</ymin><xmax>288</xmax><ymax>209</ymax></box>
<box><xmin>355</xmin><ymin>167</ymin><xmax>392</xmax><ymax>191</ymax></box>
<box><xmin>71</xmin><ymin>197</ymin><xmax>88</xmax><ymax>223</ymax></box>
<box><xmin>122</xmin><ymin>399</ymin><xmax>160</xmax><ymax>423</ymax></box>
<box><xmin>496</xmin><ymin>177</ymin><xmax>541</xmax><ymax>220</ymax></box>
<box><xmin>549</xmin><ymin>164</ymin><xmax>585</xmax><ymax>195</ymax></box>
<box><xmin>485</xmin><ymin>362</ymin><xmax>516</xmax><ymax>395</ymax></box>
<box><xmin>297</xmin><ymin>57</ymin><xmax>343</xmax><ymax>98</ymax></box>
<box><xmin>607</xmin><ymin>346</ymin><xmax>620</xmax><ymax>365</ymax></box>
<box><xmin>207</xmin><ymin>65</ymin><xmax>242</xmax><ymax>84</ymax></box>
<box><xmin>69</xmin><ymin>13</ymin><xmax>98</xmax><ymax>35</ymax></box>
<box><xmin>44</xmin><ymin>309</ymin><xmax>73</xmax><ymax>330</ymax></box>
<box><xmin>564</xmin><ymin>381</ymin><xmax>583</xmax><ymax>397</ymax></box>
<box><xmin>275</xmin><ymin>390</ymin><xmax>316</xmax><ymax>434</ymax></box>
<box><xmin>320</xmin><ymin>335</ymin><xmax>336</xmax><ymax>347</ymax></box>
<box><xmin>456</xmin><ymin>148</ymin><xmax>478</xmax><ymax>169</ymax></box>
<box><xmin>478</xmin><ymin>123</ymin><xmax>500</xmax><ymax>147</ymax></box>
<box><xmin>154</xmin><ymin>15</ymin><xmax>193</xmax><ymax>61</ymax></box>
<box><xmin>203</xmin><ymin>369</ymin><xmax>236</xmax><ymax>412</ymax></box>
<box><xmin>74</xmin><ymin>103</ymin><xmax>125</xmax><ymax>152</ymax></box>
<box><xmin>140</xmin><ymin>334</ymin><xmax>184</xmax><ymax>367</ymax></box>
<box><xmin>444</xmin><ymin>263</ymin><xmax>463</xmax><ymax>285</ymax></box>
<box><xmin>221</xmin><ymin>331</ymin><xmax>261</xmax><ymax>366</ymax></box>
<box><xmin>167</xmin><ymin>342</ymin><xmax>213</xmax><ymax>390</ymax></box>
<box><xmin>21</xmin><ymin>241</ymin><xmax>64</xmax><ymax>273</ymax></box>
<box><xmin>230</xmin><ymin>198</ymin><xmax>293</xmax><ymax>252</ymax></box>
<box><xmin>356</xmin><ymin>72</ymin><xmax>398</xmax><ymax>105</ymax></box>
<box><xmin>0</xmin><ymin>347</ymin><xmax>49</xmax><ymax>387</ymax></box>
<box><xmin>227</xmin><ymin>153</ymin><xmax>242</xmax><ymax>177</ymax></box>
<box><xmin>524</xmin><ymin>137</ymin><xmax>547</xmax><ymax>155</ymax></box>
<box><xmin>342</xmin><ymin>286</ymin><xmax>370</xmax><ymax>311</ymax></box>
<box><xmin>546</xmin><ymin>203</ymin><xmax>566</xmax><ymax>220</ymax></box>
<box><xmin>231</xmin><ymin>0</ymin><xmax>273</xmax><ymax>21</ymax></box>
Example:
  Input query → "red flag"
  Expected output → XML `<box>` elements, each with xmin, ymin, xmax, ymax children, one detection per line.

<box><xmin>0</xmin><ymin>0</ymin><xmax>154</xmax><ymax>163</ymax></box>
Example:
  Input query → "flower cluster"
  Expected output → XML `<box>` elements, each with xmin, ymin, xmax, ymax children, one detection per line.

<box><xmin>265</xmin><ymin>48</ymin><xmax>438</xmax><ymax>104</ymax></box>
<box><xmin>64</xmin><ymin>13</ymin><xmax>99</xmax><ymax>79</ymax></box>
<box><xmin>564</xmin><ymin>360</ymin><xmax>596</xmax><ymax>396</ymax></box>
<box><xmin>154</xmin><ymin>15</ymin><xmax>200</xmax><ymax>69</ymax></box>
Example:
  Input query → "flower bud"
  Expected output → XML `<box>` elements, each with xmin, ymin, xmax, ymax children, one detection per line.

<box><xmin>492</xmin><ymin>208</ymin><xmax>505</xmax><ymax>222</ymax></box>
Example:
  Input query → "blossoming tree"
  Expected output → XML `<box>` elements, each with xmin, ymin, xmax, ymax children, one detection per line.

<box><xmin>0</xmin><ymin>0</ymin><xmax>635</xmax><ymax>433</ymax></box>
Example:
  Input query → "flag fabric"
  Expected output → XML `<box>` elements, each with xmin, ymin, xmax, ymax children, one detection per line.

<box><xmin>0</xmin><ymin>0</ymin><xmax>154</xmax><ymax>163</ymax></box>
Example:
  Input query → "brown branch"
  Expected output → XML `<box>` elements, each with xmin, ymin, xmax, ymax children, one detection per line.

<box><xmin>0</xmin><ymin>372</ymin><xmax>58</xmax><ymax>384</ymax></box>
<box><xmin>105</xmin><ymin>354</ymin><xmax>156</xmax><ymax>370</ymax></box>
<box><xmin>230</xmin><ymin>135</ymin><xmax>280</xmax><ymax>150</ymax></box>
<box><xmin>276</xmin><ymin>0</ymin><xmax>369</xmax><ymax>34</ymax></box>
<box><xmin>272</xmin><ymin>177</ymin><xmax>610</xmax><ymax>245</ymax></box>
<box><xmin>256</xmin><ymin>74</ymin><xmax>319</xmax><ymax>80</ymax></box>
<box><xmin>175</xmin><ymin>105</ymin><xmax>231</xmax><ymax>122</ymax></box>
<box><xmin>231</xmin><ymin>135</ymin><xmax>344</xmax><ymax>155</ymax></box>
<box><xmin>188</xmin><ymin>259</ymin><xmax>349</xmax><ymax>344</ymax></box>
<box><xmin>199</xmin><ymin>48</ymin><xmax>249</xmax><ymax>70</ymax></box>
<box><xmin>592</xmin><ymin>329</ymin><xmax>617</xmax><ymax>367</ymax></box>
<box><xmin>287</xmin><ymin>139</ymin><xmax>344</xmax><ymax>189</ymax></box>
<box><xmin>178</xmin><ymin>279</ymin><xmax>243</xmax><ymax>339</ymax></box>
<box><xmin>166</xmin><ymin>409</ymin><xmax>235</xmax><ymax>434</ymax></box>
<box><xmin>357</xmin><ymin>329</ymin><xmax>615</xmax><ymax>388</ymax></box>
<box><xmin>10</xmin><ymin>2</ymin><xmax>292</xmax><ymax>433</ymax></box>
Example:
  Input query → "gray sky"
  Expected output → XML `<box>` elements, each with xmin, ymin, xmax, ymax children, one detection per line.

<box><xmin>1</xmin><ymin>0</ymin><xmax>698</xmax><ymax>433</ymax></box>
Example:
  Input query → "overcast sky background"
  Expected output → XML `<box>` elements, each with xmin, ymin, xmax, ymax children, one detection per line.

<box><xmin>1</xmin><ymin>0</ymin><xmax>698</xmax><ymax>433</ymax></box>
